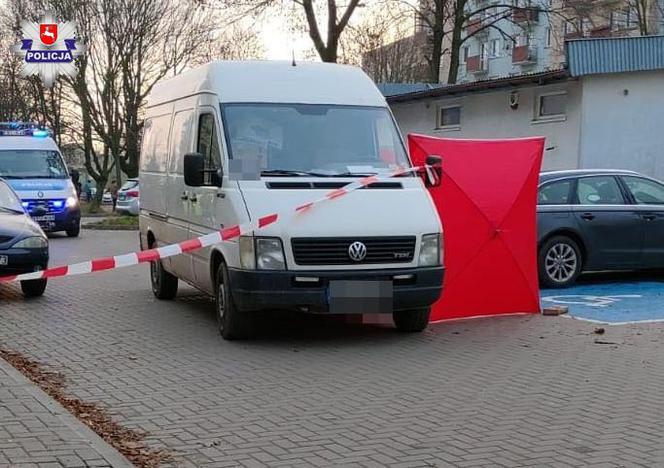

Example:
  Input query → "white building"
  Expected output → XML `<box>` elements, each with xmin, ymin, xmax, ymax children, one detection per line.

<box><xmin>385</xmin><ymin>36</ymin><xmax>664</xmax><ymax>179</ymax></box>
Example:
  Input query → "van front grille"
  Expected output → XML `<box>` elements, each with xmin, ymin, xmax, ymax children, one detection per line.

<box><xmin>291</xmin><ymin>237</ymin><xmax>416</xmax><ymax>265</ymax></box>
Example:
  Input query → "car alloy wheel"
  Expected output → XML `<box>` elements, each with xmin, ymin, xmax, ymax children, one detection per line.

<box><xmin>216</xmin><ymin>281</ymin><xmax>226</xmax><ymax>325</ymax></box>
<box><xmin>545</xmin><ymin>242</ymin><xmax>578</xmax><ymax>283</ymax></box>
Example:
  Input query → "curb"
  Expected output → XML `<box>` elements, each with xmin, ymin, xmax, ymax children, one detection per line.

<box><xmin>0</xmin><ymin>357</ymin><xmax>133</xmax><ymax>468</ymax></box>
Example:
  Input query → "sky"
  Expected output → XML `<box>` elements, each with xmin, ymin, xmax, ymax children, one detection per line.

<box><xmin>261</xmin><ymin>15</ymin><xmax>314</xmax><ymax>61</ymax></box>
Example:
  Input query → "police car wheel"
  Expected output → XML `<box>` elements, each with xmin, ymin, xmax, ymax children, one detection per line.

<box><xmin>216</xmin><ymin>263</ymin><xmax>252</xmax><ymax>340</ymax></box>
<box><xmin>21</xmin><ymin>279</ymin><xmax>47</xmax><ymax>298</ymax></box>
<box><xmin>393</xmin><ymin>307</ymin><xmax>430</xmax><ymax>332</ymax></box>
<box><xmin>150</xmin><ymin>258</ymin><xmax>178</xmax><ymax>300</ymax></box>
<box><xmin>66</xmin><ymin>222</ymin><xmax>80</xmax><ymax>238</ymax></box>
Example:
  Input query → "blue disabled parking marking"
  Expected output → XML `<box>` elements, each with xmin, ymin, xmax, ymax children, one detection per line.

<box><xmin>541</xmin><ymin>281</ymin><xmax>664</xmax><ymax>325</ymax></box>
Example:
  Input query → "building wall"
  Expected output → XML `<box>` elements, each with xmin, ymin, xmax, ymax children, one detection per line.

<box><xmin>579</xmin><ymin>70</ymin><xmax>664</xmax><ymax>179</ymax></box>
<box><xmin>390</xmin><ymin>80</ymin><xmax>582</xmax><ymax>171</ymax></box>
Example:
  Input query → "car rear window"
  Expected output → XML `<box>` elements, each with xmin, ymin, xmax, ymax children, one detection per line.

<box><xmin>121</xmin><ymin>180</ymin><xmax>139</xmax><ymax>191</ymax></box>
<box><xmin>538</xmin><ymin>180</ymin><xmax>572</xmax><ymax>205</ymax></box>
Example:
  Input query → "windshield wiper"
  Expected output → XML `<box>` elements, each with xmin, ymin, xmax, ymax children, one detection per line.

<box><xmin>0</xmin><ymin>206</ymin><xmax>24</xmax><ymax>214</ymax></box>
<box><xmin>261</xmin><ymin>169</ymin><xmax>335</xmax><ymax>177</ymax></box>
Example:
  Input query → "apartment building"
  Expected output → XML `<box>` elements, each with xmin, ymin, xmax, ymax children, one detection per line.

<box><xmin>457</xmin><ymin>0</ymin><xmax>664</xmax><ymax>83</ymax></box>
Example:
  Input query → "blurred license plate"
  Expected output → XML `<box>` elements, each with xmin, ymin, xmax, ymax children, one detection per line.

<box><xmin>0</xmin><ymin>256</ymin><xmax>7</xmax><ymax>266</ymax></box>
<box><xmin>34</xmin><ymin>215</ymin><xmax>55</xmax><ymax>222</ymax></box>
<box><xmin>327</xmin><ymin>280</ymin><xmax>393</xmax><ymax>314</ymax></box>
<box><xmin>119</xmin><ymin>194</ymin><xmax>126</xmax><ymax>201</ymax></box>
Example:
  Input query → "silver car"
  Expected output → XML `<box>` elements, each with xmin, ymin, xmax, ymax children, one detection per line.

<box><xmin>116</xmin><ymin>179</ymin><xmax>139</xmax><ymax>216</ymax></box>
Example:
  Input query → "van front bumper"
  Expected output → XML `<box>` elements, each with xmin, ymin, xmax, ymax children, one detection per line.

<box><xmin>227</xmin><ymin>266</ymin><xmax>444</xmax><ymax>313</ymax></box>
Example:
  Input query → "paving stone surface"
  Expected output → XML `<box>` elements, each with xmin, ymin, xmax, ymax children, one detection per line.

<box><xmin>2</xmin><ymin>230</ymin><xmax>664</xmax><ymax>467</ymax></box>
<box><xmin>0</xmin><ymin>350</ymin><xmax>131</xmax><ymax>467</ymax></box>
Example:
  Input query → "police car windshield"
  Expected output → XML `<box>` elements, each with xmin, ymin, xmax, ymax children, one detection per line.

<box><xmin>0</xmin><ymin>181</ymin><xmax>23</xmax><ymax>212</ymax></box>
<box><xmin>0</xmin><ymin>150</ymin><xmax>68</xmax><ymax>179</ymax></box>
<box><xmin>221</xmin><ymin>104</ymin><xmax>410</xmax><ymax>177</ymax></box>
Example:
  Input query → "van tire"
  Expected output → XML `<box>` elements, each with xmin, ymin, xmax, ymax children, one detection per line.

<box><xmin>150</xmin><ymin>258</ymin><xmax>178</xmax><ymax>300</ymax></box>
<box><xmin>216</xmin><ymin>263</ymin><xmax>252</xmax><ymax>340</ymax></box>
<box><xmin>21</xmin><ymin>279</ymin><xmax>47</xmax><ymax>298</ymax></box>
<box><xmin>66</xmin><ymin>222</ymin><xmax>80</xmax><ymax>238</ymax></box>
<box><xmin>393</xmin><ymin>307</ymin><xmax>430</xmax><ymax>332</ymax></box>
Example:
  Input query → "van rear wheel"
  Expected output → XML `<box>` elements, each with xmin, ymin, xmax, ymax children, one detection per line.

<box><xmin>393</xmin><ymin>307</ymin><xmax>430</xmax><ymax>332</ymax></box>
<box><xmin>216</xmin><ymin>263</ymin><xmax>252</xmax><ymax>340</ymax></box>
<box><xmin>150</xmin><ymin>258</ymin><xmax>178</xmax><ymax>300</ymax></box>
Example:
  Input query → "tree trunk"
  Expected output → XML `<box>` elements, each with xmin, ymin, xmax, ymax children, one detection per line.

<box><xmin>447</xmin><ymin>4</ymin><xmax>465</xmax><ymax>85</ymax></box>
<box><xmin>428</xmin><ymin>26</ymin><xmax>444</xmax><ymax>83</ymax></box>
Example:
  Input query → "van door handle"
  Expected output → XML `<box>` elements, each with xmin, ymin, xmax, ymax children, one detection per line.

<box><xmin>190</xmin><ymin>194</ymin><xmax>198</xmax><ymax>203</ymax></box>
<box><xmin>180</xmin><ymin>192</ymin><xmax>189</xmax><ymax>201</ymax></box>
<box><xmin>580</xmin><ymin>213</ymin><xmax>595</xmax><ymax>221</ymax></box>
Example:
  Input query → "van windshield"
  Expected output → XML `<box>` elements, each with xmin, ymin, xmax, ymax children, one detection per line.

<box><xmin>221</xmin><ymin>104</ymin><xmax>410</xmax><ymax>177</ymax></box>
<box><xmin>0</xmin><ymin>150</ymin><xmax>68</xmax><ymax>179</ymax></box>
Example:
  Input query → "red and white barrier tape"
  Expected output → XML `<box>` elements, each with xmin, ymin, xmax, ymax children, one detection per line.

<box><xmin>0</xmin><ymin>165</ymin><xmax>436</xmax><ymax>284</ymax></box>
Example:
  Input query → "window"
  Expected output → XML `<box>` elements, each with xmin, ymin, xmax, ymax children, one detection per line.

<box><xmin>222</xmin><ymin>104</ymin><xmax>410</xmax><ymax>175</ymax></box>
<box><xmin>462</xmin><ymin>46</ymin><xmax>470</xmax><ymax>63</ymax></box>
<box><xmin>611</xmin><ymin>5</ymin><xmax>638</xmax><ymax>29</ymax></box>
<box><xmin>536</xmin><ymin>91</ymin><xmax>567</xmax><ymax>120</ymax></box>
<box><xmin>490</xmin><ymin>39</ymin><xmax>501</xmax><ymax>57</ymax></box>
<box><xmin>0</xmin><ymin>180</ymin><xmax>23</xmax><ymax>212</ymax></box>
<box><xmin>538</xmin><ymin>179</ymin><xmax>572</xmax><ymax>205</ymax></box>
<box><xmin>576</xmin><ymin>176</ymin><xmax>625</xmax><ymax>205</ymax></box>
<box><xmin>546</xmin><ymin>27</ymin><xmax>551</xmax><ymax>47</ymax></box>
<box><xmin>0</xmin><ymin>150</ymin><xmax>68</xmax><ymax>179</ymax></box>
<box><xmin>168</xmin><ymin>110</ymin><xmax>194</xmax><ymax>173</ymax></box>
<box><xmin>437</xmin><ymin>105</ymin><xmax>461</xmax><ymax>129</ymax></box>
<box><xmin>623</xmin><ymin>176</ymin><xmax>664</xmax><ymax>205</ymax></box>
<box><xmin>197</xmin><ymin>113</ymin><xmax>222</xmax><ymax>185</ymax></box>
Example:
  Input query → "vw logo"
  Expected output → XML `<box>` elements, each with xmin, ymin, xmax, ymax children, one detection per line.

<box><xmin>348</xmin><ymin>241</ymin><xmax>367</xmax><ymax>262</ymax></box>
<box><xmin>37</xmin><ymin>191</ymin><xmax>44</xmax><ymax>198</ymax></box>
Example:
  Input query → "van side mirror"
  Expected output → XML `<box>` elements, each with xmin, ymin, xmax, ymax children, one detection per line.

<box><xmin>184</xmin><ymin>153</ymin><xmax>223</xmax><ymax>187</ymax></box>
<box><xmin>423</xmin><ymin>155</ymin><xmax>442</xmax><ymax>188</ymax></box>
<box><xmin>184</xmin><ymin>153</ymin><xmax>205</xmax><ymax>186</ymax></box>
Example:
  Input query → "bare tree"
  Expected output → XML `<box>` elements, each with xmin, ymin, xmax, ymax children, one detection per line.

<box><xmin>343</xmin><ymin>6</ymin><xmax>430</xmax><ymax>82</ymax></box>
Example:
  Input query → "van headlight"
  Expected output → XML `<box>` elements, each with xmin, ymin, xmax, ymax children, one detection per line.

<box><xmin>13</xmin><ymin>236</ymin><xmax>48</xmax><ymax>249</ymax></box>
<box><xmin>239</xmin><ymin>236</ymin><xmax>287</xmax><ymax>270</ymax></box>
<box><xmin>418</xmin><ymin>233</ymin><xmax>442</xmax><ymax>266</ymax></box>
<box><xmin>256</xmin><ymin>238</ymin><xmax>286</xmax><ymax>270</ymax></box>
<box><xmin>65</xmin><ymin>196</ymin><xmax>78</xmax><ymax>208</ymax></box>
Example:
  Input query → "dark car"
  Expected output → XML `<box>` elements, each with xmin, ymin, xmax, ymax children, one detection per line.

<box><xmin>538</xmin><ymin>169</ymin><xmax>664</xmax><ymax>288</ymax></box>
<box><xmin>0</xmin><ymin>178</ymin><xmax>49</xmax><ymax>297</ymax></box>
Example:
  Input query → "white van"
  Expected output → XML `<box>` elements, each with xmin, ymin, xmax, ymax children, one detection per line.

<box><xmin>139</xmin><ymin>61</ymin><xmax>444</xmax><ymax>339</ymax></box>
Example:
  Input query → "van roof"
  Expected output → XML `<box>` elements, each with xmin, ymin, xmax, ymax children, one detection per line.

<box><xmin>0</xmin><ymin>136</ymin><xmax>60</xmax><ymax>151</ymax></box>
<box><xmin>148</xmin><ymin>60</ymin><xmax>387</xmax><ymax>108</ymax></box>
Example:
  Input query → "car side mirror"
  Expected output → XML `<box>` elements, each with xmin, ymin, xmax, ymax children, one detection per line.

<box><xmin>423</xmin><ymin>155</ymin><xmax>442</xmax><ymax>188</ymax></box>
<box><xmin>184</xmin><ymin>153</ymin><xmax>205</xmax><ymax>187</ymax></box>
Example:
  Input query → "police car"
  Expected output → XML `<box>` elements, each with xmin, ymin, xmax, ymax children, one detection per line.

<box><xmin>0</xmin><ymin>123</ymin><xmax>81</xmax><ymax>236</ymax></box>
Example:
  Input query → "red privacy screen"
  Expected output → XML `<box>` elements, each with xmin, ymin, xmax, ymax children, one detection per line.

<box><xmin>409</xmin><ymin>135</ymin><xmax>545</xmax><ymax>321</ymax></box>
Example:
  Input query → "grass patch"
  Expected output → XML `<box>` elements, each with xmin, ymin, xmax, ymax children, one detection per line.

<box><xmin>83</xmin><ymin>216</ymin><xmax>138</xmax><ymax>230</ymax></box>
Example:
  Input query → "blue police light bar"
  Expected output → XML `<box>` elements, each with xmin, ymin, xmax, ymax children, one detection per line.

<box><xmin>0</xmin><ymin>122</ymin><xmax>53</xmax><ymax>137</ymax></box>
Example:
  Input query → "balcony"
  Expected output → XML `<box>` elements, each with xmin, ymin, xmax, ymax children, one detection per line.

<box><xmin>590</xmin><ymin>25</ymin><xmax>612</xmax><ymax>37</ymax></box>
<box><xmin>512</xmin><ymin>7</ymin><xmax>539</xmax><ymax>23</ymax></box>
<box><xmin>466</xmin><ymin>55</ymin><xmax>489</xmax><ymax>75</ymax></box>
<box><xmin>512</xmin><ymin>45</ymin><xmax>537</xmax><ymax>65</ymax></box>
<box><xmin>465</xmin><ymin>17</ymin><xmax>489</xmax><ymax>37</ymax></box>
<box><xmin>564</xmin><ymin>31</ymin><xmax>584</xmax><ymax>39</ymax></box>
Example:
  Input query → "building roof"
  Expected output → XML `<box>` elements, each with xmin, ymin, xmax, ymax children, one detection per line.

<box><xmin>377</xmin><ymin>83</ymin><xmax>444</xmax><ymax>97</ymax></box>
<box><xmin>566</xmin><ymin>35</ymin><xmax>664</xmax><ymax>77</ymax></box>
<box><xmin>149</xmin><ymin>61</ymin><xmax>387</xmax><ymax>107</ymax></box>
<box><xmin>384</xmin><ymin>70</ymin><xmax>569</xmax><ymax>103</ymax></box>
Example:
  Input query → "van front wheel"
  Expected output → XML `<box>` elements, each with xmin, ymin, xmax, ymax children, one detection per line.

<box><xmin>393</xmin><ymin>307</ymin><xmax>430</xmax><ymax>332</ymax></box>
<box><xmin>216</xmin><ymin>263</ymin><xmax>252</xmax><ymax>340</ymax></box>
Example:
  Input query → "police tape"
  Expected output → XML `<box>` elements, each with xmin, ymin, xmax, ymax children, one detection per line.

<box><xmin>0</xmin><ymin>165</ymin><xmax>438</xmax><ymax>284</ymax></box>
